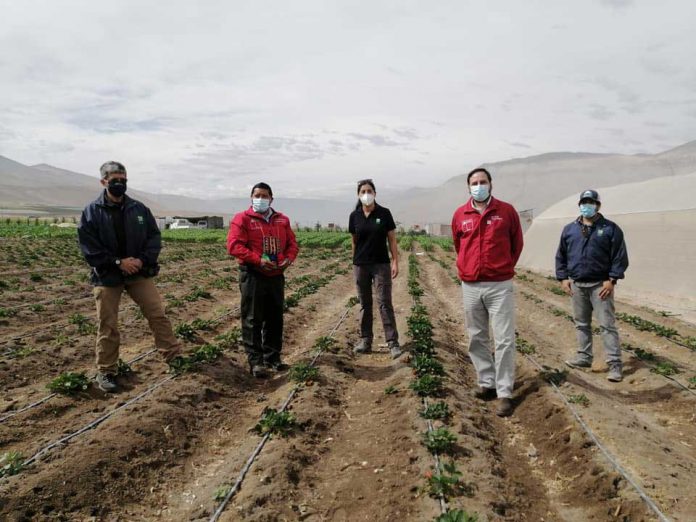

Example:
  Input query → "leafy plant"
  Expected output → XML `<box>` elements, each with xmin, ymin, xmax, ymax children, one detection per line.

<box><xmin>289</xmin><ymin>362</ymin><xmax>320</xmax><ymax>384</ymax></box>
<box><xmin>5</xmin><ymin>345</ymin><xmax>34</xmax><ymax>359</ymax></box>
<box><xmin>29</xmin><ymin>273</ymin><xmax>43</xmax><ymax>282</ymax></box>
<box><xmin>0</xmin><ymin>307</ymin><xmax>18</xmax><ymax>318</ymax></box>
<box><xmin>540</xmin><ymin>367</ymin><xmax>568</xmax><ymax>386</ymax></box>
<box><xmin>174</xmin><ymin>322</ymin><xmax>197</xmax><ymax>341</ymax></box>
<box><xmin>420</xmin><ymin>401</ymin><xmax>451</xmax><ymax>421</ymax></box>
<box><xmin>516</xmin><ymin>337</ymin><xmax>536</xmax><ymax>355</ymax></box>
<box><xmin>215</xmin><ymin>328</ymin><xmax>241</xmax><ymax>350</ymax></box>
<box><xmin>29</xmin><ymin>303</ymin><xmax>45</xmax><ymax>313</ymax></box>
<box><xmin>253</xmin><ymin>408</ymin><xmax>297</xmax><ymax>438</ymax></box>
<box><xmin>548</xmin><ymin>286</ymin><xmax>566</xmax><ymax>296</ymax></box>
<box><xmin>616</xmin><ymin>312</ymin><xmax>679</xmax><ymax>338</ymax></box>
<box><xmin>435</xmin><ymin>509</ymin><xmax>479</xmax><ymax>522</ymax></box>
<box><xmin>423</xmin><ymin>428</ymin><xmax>457</xmax><ymax>454</ymax></box>
<box><xmin>47</xmin><ymin>372</ymin><xmax>90</xmax><ymax>394</ymax></box>
<box><xmin>0</xmin><ymin>451</ymin><xmax>25</xmax><ymax>478</ymax></box>
<box><xmin>688</xmin><ymin>376</ymin><xmax>696</xmax><ymax>389</ymax></box>
<box><xmin>191</xmin><ymin>318</ymin><xmax>214</xmax><ymax>331</ymax></box>
<box><xmin>117</xmin><ymin>358</ymin><xmax>133</xmax><ymax>376</ymax></box>
<box><xmin>346</xmin><ymin>296</ymin><xmax>360</xmax><ymax>307</ymax></box>
<box><xmin>424</xmin><ymin>461</ymin><xmax>474</xmax><ymax>498</ymax></box>
<box><xmin>69</xmin><ymin>313</ymin><xmax>96</xmax><ymax>334</ymax></box>
<box><xmin>410</xmin><ymin>374</ymin><xmax>443</xmax><ymax>396</ymax></box>
<box><xmin>314</xmin><ymin>336</ymin><xmax>338</xmax><ymax>353</ymax></box>
<box><xmin>213</xmin><ymin>484</ymin><xmax>231</xmax><ymax>501</ymax></box>
<box><xmin>184</xmin><ymin>286</ymin><xmax>212</xmax><ymax>302</ymax></box>
<box><xmin>568</xmin><ymin>394</ymin><xmax>590</xmax><ymax>407</ymax></box>
<box><xmin>411</xmin><ymin>354</ymin><xmax>445</xmax><ymax>377</ymax></box>
<box><xmin>192</xmin><ymin>343</ymin><xmax>224</xmax><ymax>363</ymax></box>
<box><xmin>384</xmin><ymin>385</ymin><xmax>398</xmax><ymax>395</ymax></box>
<box><xmin>651</xmin><ymin>361</ymin><xmax>679</xmax><ymax>376</ymax></box>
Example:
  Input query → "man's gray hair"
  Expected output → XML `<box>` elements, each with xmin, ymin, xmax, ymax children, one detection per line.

<box><xmin>100</xmin><ymin>161</ymin><xmax>127</xmax><ymax>179</ymax></box>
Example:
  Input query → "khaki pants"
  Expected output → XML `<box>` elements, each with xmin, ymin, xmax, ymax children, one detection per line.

<box><xmin>461</xmin><ymin>279</ymin><xmax>516</xmax><ymax>399</ymax></box>
<box><xmin>93</xmin><ymin>277</ymin><xmax>181</xmax><ymax>372</ymax></box>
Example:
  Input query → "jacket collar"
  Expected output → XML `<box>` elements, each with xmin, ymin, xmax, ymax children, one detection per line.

<box><xmin>462</xmin><ymin>196</ymin><xmax>498</xmax><ymax>214</ymax></box>
<box><xmin>95</xmin><ymin>189</ymin><xmax>135</xmax><ymax>209</ymax></box>
<box><xmin>245</xmin><ymin>206</ymin><xmax>277</xmax><ymax>220</ymax></box>
<box><xmin>575</xmin><ymin>213</ymin><xmax>606</xmax><ymax>227</ymax></box>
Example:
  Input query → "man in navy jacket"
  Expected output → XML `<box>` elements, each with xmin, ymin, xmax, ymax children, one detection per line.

<box><xmin>78</xmin><ymin>161</ymin><xmax>182</xmax><ymax>392</ymax></box>
<box><xmin>555</xmin><ymin>189</ymin><xmax>629</xmax><ymax>382</ymax></box>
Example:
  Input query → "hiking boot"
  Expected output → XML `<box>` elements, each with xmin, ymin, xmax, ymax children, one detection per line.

<box><xmin>496</xmin><ymin>398</ymin><xmax>514</xmax><ymax>417</ymax></box>
<box><xmin>564</xmin><ymin>355</ymin><xmax>592</xmax><ymax>369</ymax></box>
<box><xmin>607</xmin><ymin>364</ymin><xmax>623</xmax><ymax>382</ymax></box>
<box><xmin>96</xmin><ymin>372</ymin><xmax>117</xmax><ymax>393</ymax></box>
<box><xmin>472</xmin><ymin>387</ymin><xmax>497</xmax><ymax>401</ymax></box>
<box><xmin>353</xmin><ymin>338</ymin><xmax>372</xmax><ymax>354</ymax></box>
<box><xmin>251</xmin><ymin>364</ymin><xmax>269</xmax><ymax>379</ymax></box>
<box><xmin>267</xmin><ymin>361</ymin><xmax>289</xmax><ymax>372</ymax></box>
<box><xmin>388</xmin><ymin>341</ymin><xmax>403</xmax><ymax>359</ymax></box>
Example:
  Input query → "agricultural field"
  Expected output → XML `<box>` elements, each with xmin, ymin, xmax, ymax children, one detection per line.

<box><xmin>1</xmin><ymin>223</ymin><xmax>695</xmax><ymax>521</ymax></box>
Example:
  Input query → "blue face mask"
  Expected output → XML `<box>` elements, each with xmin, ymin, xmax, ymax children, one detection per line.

<box><xmin>252</xmin><ymin>198</ymin><xmax>270</xmax><ymax>213</ymax></box>
<box><xmin>470</xmin><ymin>184</ymin><xmax>490</xmax><ymax>202</ymax></box>
<box><xmin>579</xmin><ymin>203</ymin><xmax>597</xmax><ymax>218</ymax></box>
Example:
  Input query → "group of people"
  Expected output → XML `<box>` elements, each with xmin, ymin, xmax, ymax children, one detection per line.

<box><xmin>77</xmin><ymin>161</ymin><xmax>629</xmax><ymax>418</ymax></box>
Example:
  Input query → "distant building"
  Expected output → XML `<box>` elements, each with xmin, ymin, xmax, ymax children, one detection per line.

<box><xmin>156</xmin><ymin>215</ymin><xmax>224</xmax><ymax>230</ymax></box>
<box><xmin>425</xmin><ymin>223</ymin><xmax>452</xmax><ymax>237</ymax></box>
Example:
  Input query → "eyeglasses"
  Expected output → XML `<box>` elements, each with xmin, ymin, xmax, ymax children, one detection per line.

<box><xmin>357</xmin><ymin>178</ymin><xmax>373</xmax><ymax>186</ymax></box>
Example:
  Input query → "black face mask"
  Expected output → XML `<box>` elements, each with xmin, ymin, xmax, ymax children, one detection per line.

<box><xmin>107</xmin><ymin>178</ymin><xmax>127</xmax><ymax>198</ymax></box>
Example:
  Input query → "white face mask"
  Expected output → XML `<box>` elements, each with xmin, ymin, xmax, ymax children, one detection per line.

<box><xmin>252</xmin><ymin>198</ymin><xmax>270</xmax><ymax>213</ymax></box>
<box><xmin>470</xmin><ymin>184</ymin><xmax>490</xmax><ymax>202</ymax></box>
<box><xmin>360</xmin><ymin>193</ymin><xmax>375</xmax><ymax>206</ymax></box>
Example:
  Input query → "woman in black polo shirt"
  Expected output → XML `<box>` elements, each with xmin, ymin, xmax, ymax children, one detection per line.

<box><xmin>348</xmin><ymin>179</ymin><xmax>401</xmax><ymax>358</ymax></box>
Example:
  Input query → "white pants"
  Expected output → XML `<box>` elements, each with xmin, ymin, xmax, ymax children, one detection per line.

<box><xmin>461</xmin><ymin>279</ymin><xmax>516</xmax><ymax>398</ymax></box>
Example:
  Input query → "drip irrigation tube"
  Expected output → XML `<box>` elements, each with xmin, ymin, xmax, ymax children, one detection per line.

<box><xmin>209</xmin><ymin>307</ymin><xmax>352</xmax><ymax>522</ymax></box>
<box><xmin>523</xmin><ymin>353</ymin><xmax>672</xmax><ymax>522</ymax></box>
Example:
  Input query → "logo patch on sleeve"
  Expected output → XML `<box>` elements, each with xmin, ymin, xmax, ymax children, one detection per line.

<box><xmin>137</xmin><ymin>215</ymin><xmax>144</xmax><ymax>225</ymax></box>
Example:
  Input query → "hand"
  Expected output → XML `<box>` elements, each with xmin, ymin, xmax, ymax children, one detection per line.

<box><xmin>259</xmin><ymin>257</ymin><xmax>277</xmax><ymax>271</ymax></box>
<box><xmin>598</xmin><ymin>280</ymin><xmax>614</xmax><ymax>300</ymax></box>
<box><xmin>278</xmin><ymin>258</ymin><xmax>292</xmax><ymax>271</ymax></box>
<box><xmin>120</xmin><ymin>257</ymin><xmax>141</xmax><ymax>275</ymax></box>
<box><xmin>391</xmin><ymin>260</ymin><xmax>399</xmax><ymax>279</ymax></box>
<box><xmin>561</xmin><ymin>279</ymin><xmax>573</xmax><ymax>296</ymax></box>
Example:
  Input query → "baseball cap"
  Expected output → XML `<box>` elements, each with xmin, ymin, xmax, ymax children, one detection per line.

<box><xmin>578</xmin><ymin>189</ymin><xmax>600</xmax><ymax>204</ymax></box>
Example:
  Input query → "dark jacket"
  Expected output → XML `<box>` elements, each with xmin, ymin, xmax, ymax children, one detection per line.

<box><xmin>78</xmin><ymin>191</ymin><xmax>161</xmax><ymax>286</ymax></box>
<box><xmin>555</xmin><ymin>214</ymin><xmax>628</xmax><ymax>282</ymax></box>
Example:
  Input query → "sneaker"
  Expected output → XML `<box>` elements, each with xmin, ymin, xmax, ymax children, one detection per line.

<box><xmin>96</xmin><ymin>372</ymin><xmax>118</xmax><ymax>393</ymax></box>
<box><xmin>388</xmin><ymin>341</ymin><xmax>402</xmax><ymax>359</ymax></box>
<box><xmin>472</xmin><ymin>387</ymin><xmax>497</xmax><ymax>401</ymax></box>
<box><xmin>496</xmin><ymin>398</ymin><xmax>513</xmax><ymax>417</ymax></box>
<box><xmin>564</xmin><ymin>355</ymin><xmax>592</xmax><ymax>369</ymax></box>
<box><xmin>353</xmin><ymin>339</ymin><xmax>372</xmax><ymax>354</ymax></box>
<box><xmin>267</xmin><ymin>361</ymin><xmax>289</xmax><ymax>372</ymax></box>
<box><xmin>607</xmin><ymin>364</ymin><xmax>623</xmax><ymax>382</ymax></box>
<box><xmin>251</xmin><ymin>364</ymin><xmax>269</xmax><ymax>379</ymax></box>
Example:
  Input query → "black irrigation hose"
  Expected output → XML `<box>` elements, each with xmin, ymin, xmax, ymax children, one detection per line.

<box><xmin>522</xmin><ymin>353</ymin><xmax>671</xmax><ymax>522</ymax></box>
<box><xmin>209</xmin><ymin>306</ymin><xmax>352</xmax><ymax>522</ymax></box>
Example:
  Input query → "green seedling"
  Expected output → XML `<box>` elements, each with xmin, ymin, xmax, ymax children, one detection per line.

<box><xmin>5</xmin><ymin>345</ymin><xmax>34</xmax><ymax>359</ymax></box>
<box><xmin>424</xmin><ymin>461</ymin><xmax>474</xmax><ymax>498</ymax></box>
<box><xmin>516</xmin><ymin>337</ymin><xmax>536</xmax><ymax>355</ymax></box>
<box><xmin>215</xmin><ymin>328</ymin><xmax>241</xmax><ymax>350</ymax></box>
<box><xmin>313</xmin><ymin>336</ymin><xmax>338</xmax><ymax>353</ymax></box>
<box><xmin>687</xmin><ymin>376</ymin><xmax>696</xmax><ymax>389</ymax></box>
<box><xmin>29</xmin><ymin>304</ymin><xmax>45</xmax><ymax>313</ymax></box>
<box><xmin>651</xmin><ymin>361</ymin><xmax>679</xmax><ymax>376</ymax></box>
<box><xmin>191</xmin><ymin>318</ymin><xmax>214</xmax><ymax>331</ymax></box>
<box><xmin>346</xmin><ymin>296</ymin><xmax>360</xmax><ymax>307</ymax></box>
<box><xmin>69</xmin><ymin>313</ymin><xmax>96</xmax><ymax>334</ymax></box>
<box><xmin>616</xmin><ymin>313</ymin><xmax>679</xmax><ymax>338</ymax></box>
<box><xmin>384</xmin><ymin>385</ymin><xmax>398</xmax><ymax>395</ymax></box>
<box><xmin>516</xmin><ymin>273</ymin><xmax>532</xmax><ymax>282</ymax></box>
<box><xmin>174</xmin><ymin>322</ymin><xmax>197</xmax><ymax>341</ymax></box>
<box><xmin>184</xmin><ymin>286</ymin><xmax>212</xmax><ymax>302</ymax></box>
<box><xmin>623</xmin><ymin>343</ymin><xmax>656</xmax><ymax>361</ymax></box>
<box><xmin>411</xmin><ymin>354</ymin><xmax>445</xmax><ymax>377</ymax></box>
<box><xmin>423</xmin><ymin>428</ymin><xmax>457</xmax><ymax>454</ymax></box>
<box><xmin>47</xmin><ymin>372</ymin><xmax>90</xmax><ymax>395</ymax></box>
<box><xmin>0</xmin><ymin>451</ymin><xmax>25</xmax><ymax>478</ymax></box>
<box><xmin>0</xmin><ymin>307</ymin><xmax>18</xmax><ymax>318</ymax></box>
<box><xmin>253</xmin><ymin>408</ymin><xmax>297</xmax><ymax>438</ymax></box>
<box><xmin>213</xmin><ymin>485</ymin><xmax>231</xmax><ymax>501</ymax></box>
<box><xmin>410</xmin><ymin>374</ymin><xmax>443</xmax><ymax>397</ymax></box>
<box><xmin>540</xmin><ymin>367</ymin><xmax>568</xmax><ymax>386</ymax></box>
<box><xmin>289</xmin><ymin>362</ymin><xmax>320</xmax><ymax>384</ymax></box>
<box><xmin>420</xmin><ymin>401</ymin><xmax>451</xmax><ymax>421</ymax></box>
<box><xmin>117</xmin><ymin>358</ymin><xmax>133</xmax><ymax>376</ymax></box>
<box><xmin>548</xmin><ymin>286</ymin><xmax>566</xmax><ymax>296</ymax></box>
<box><xmin>435</xmin><ymin>509</ymin><xmax>479</xmax><ymax>522</ymax></box>
<box><xmin>192</xmin><ymin>343</ymin><xmax>224</xmax><ymax>363</ymax></box>
<box><xmin>568</xmin><ymin>394</ymin><xmax>590</xmax><ymax>407</ymax></box>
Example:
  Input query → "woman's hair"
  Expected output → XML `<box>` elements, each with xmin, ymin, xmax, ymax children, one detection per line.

<box><xmin>355</xmin><ymin>179</ymin><xmax>376</xmax><ymax>210</ymax></box>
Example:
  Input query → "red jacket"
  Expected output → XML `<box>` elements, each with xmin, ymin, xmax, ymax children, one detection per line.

<box><xmin>451</xmin><ymin>197</ymin><xmax>524</xmax><ymax>282</ymax></box>
<box><xmin>226</xmin><ymin>208</ymin><xmax>299</xmax><ymax>277</ymax></box>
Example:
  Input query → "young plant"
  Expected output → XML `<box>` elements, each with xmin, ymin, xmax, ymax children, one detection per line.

<box><xmin>515</xmin><ymin>337</ymin><xmax>536</xmax><ymax>355</ymax></box>
<box><xmin>346</xmin><ymin>296</ymin><xmax>360</xmax><ymax>308</ymax></box>
<box><xmin>117</xmin><ymin>358</ymin><xmax>133</xmax><ymax>376</ymax></box>
<box><xmin>0</xmin><ymin>451</ymin><xmax>25</xmax><ymax>478</ymax></box>
<box><xmin>567</xmin><ymin>394</ymin><xmax>590</xmax><ymax>407</ymax></box>
<box><xmin>410</xmin><ymin>374</ymin><xmax>443</xmax><ymax>397</ymax></box>
<box><xmin>424</xmin><ymin>461</ymin><xmax>474</xmax><ymax>498</ymax></box>
<box><xmin>435</xmin><ymin>509</ymin><xmax>479</xmax><ymax>522</ymax></box>
<box><xmin>289</xmin><ymin>362</ymin><xmax>320</xmax><ymax>384</ymax></box>
<box><xmin>192</xmin><ymin>343</ymin><xmax>224</xmax><ymax>363</ymax></box>
<box><xmin>30</xmin><ymin>304</ymin><xmax>45</xmax><ymax>313</ymax></box>
<box><xmin>540</xmin><ymin>367</ymin><xmax>568</xmax><ymax>386</ymax></box>
<box><xmin>384</xmin><ymin>385</ymin><xmax>398</xmax><ymax>395</ymax></box>
<box><xmin>651</xmin><ymin>361</ymin><xmax>679</xmax><ymax>376</ymax></box>
<box><xmin>411</xmin><ymin>354</ymin><xmax>445</xmax><ymax>377</ymax></box>
<box><xmin>420</xmin><ymin>401</ymin><xmax>451</xmax><ymax>421</ymax></box>
<box><xmin>687</xmin><ymin>376</ymin><xmax>696</xmax><ymax>389</ymax></box>
<box><xmin>174</xmin><ymin>322</ymin><xmax>197</xmax><ymax>341</ymax></box>
<box><xmin>69</xmin><ymin>313</ymin><xmax>96</xmax><ymax>335</ymax></box>
<box><xmin>422</xmin><ymin>428</ymin><xmax>457</xmax><ymax>454</ymax></box>
<box><xmin>253</xmin><ymin>408</ymin><xmax>297</xmax><ymax>438</ymax></box>
<box><xmin>215</xmin><ymin>328</ymin><xmax>241</xmax><ymax>350</ymax></box>
<box><xmin>184</xmin><ymin>286</ymin><xmax>212</xmax><ymax>302</ymax></box>
<box><xmin>191</xmin><ymin>318</ymin><xmax>214</xmax><ymax>331</ymax></box>
<box><xmin>623</xmin><ymin>343</ymin><xmax>656</xmax><ymax>361</ymax></box>
<box><xmin>548</xmin><ymin>286</ymin><xmax>566</xmax><ymax>296</ymax></box>
<box><xmin>314</xmin><ymin>336</ymin><xmax>338</xmax><ymax>353</ymax></box>
<box><xmin>47</xmin><ymin>372</ymin><xmax>90</xmax><ymax>395</ymax></box>
<box><xmin>213</xmin><ymin>484</ymin><xmax>231</xmax><ymax>501</ymax></box>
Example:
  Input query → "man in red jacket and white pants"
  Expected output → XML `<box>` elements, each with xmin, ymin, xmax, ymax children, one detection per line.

<box><xmin>227</xmin><ymin>182</ymin><xmax>299</xmax><ymax>378</ymax></box>
<box><xmin>451</xmin><ymin>168</ymin><xmax>523</xmax><ymax>417</ymax></box>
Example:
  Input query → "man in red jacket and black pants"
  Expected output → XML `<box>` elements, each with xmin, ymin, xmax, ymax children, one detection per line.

<box><xmin>227</xmin><ymin>182</ymin><xmax>299</xmax><ymax>378</ymax></box>
<box><xmin>451</xmin><ymin>168</ymin><xmax>523</xmax><ymax>417</ymax></box>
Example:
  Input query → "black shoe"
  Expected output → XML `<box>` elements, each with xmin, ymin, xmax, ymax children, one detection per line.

<box><xmin>251</xmin><ymin>364</ymin><xmax>269</xmax><ymax>379</ymax></box>
<box><xmin>267</xmin><ymin>361</ymin><xmax>289</xmax><ymax>372</ymax></box>
<box><xmin>96</xmin><ymin>372</ymin><xmax>118</xmax><ymax>393</ymax></box>
<box><xmin>496</xmin><ymin>398</ymin><xmax>514</xmax><ymax>417</ymax></box>
<box><xmin>472</xmin><ymin>387</ymin><xmax>497</xmax><ymax>401</ymax></box>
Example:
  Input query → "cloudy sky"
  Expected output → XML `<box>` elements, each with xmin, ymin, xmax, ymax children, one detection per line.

<box><xmin>1</xmin><ymin>0</ymin><xmax>695</xmax><ymax>199</ymax></box>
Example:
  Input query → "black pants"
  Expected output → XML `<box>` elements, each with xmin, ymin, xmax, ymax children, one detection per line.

<box><xmin>239</xmin><ymin>267</ymin><xmax>285</xmax><ymax>368</ymax></box>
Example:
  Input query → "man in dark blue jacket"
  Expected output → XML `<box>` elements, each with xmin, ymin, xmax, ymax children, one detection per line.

<box><xmin>78</xmin><ymin>161</ymin><xmax>182</xmax><ymax>392</ymax></box>
<box><xmin>555</xmin><ymin>189</ymin><xmax>629</xmax><ymax>382</ymax></box>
